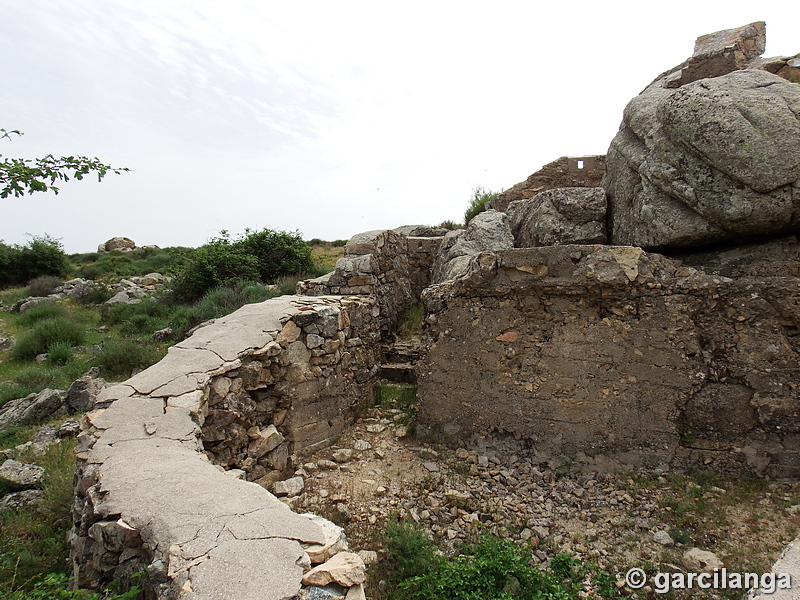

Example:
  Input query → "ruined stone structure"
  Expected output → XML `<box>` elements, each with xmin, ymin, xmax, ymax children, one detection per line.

<box><xmin>71</xmin><ymin>295</ymin><xmax>379</xmax><ymax>599</ymax></box>
<box><xmin>69</xmin><ymin>20</ymin><xmax>800</xmax><ymax>600</ymax></box>
<box><xmin>488</xmin><ymin>155</ymin><xmax>606</xmax><ymax>213</ymax></box>
<box><xmin>417</xmin><ymin>245</ymin><xmax>800</xmax><ymax>478</ymax></box>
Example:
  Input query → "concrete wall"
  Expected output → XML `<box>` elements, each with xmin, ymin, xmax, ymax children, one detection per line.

<box><xmin>70</xmin><ymin>295</ymin><xmax>379</xmax><ymax>599</ymax></box>
<box><xmin>417</xmin><ymin>246</ymin><xmax>800</xmax><ymax>478</ymax></box>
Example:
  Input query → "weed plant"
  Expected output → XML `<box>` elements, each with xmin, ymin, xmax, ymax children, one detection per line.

<box><xmin>397</xmin><ymin>305</ymin><xmax>423</xmax><ymax>339</ymax></box>
<box><xmin>26</xmin><ymin>276</ymin><xmax>63</xmax><ymax>297</ymax></box>
<box><xmin>11</xmin><ymin>318</ymin><xmax>86</xmax><ymax>361</ymax></box>
<box><xmin>384</xmin><ymin>519</ymin><xmax>622</xmax><ymax>600</ymax></box>
<box><xmin>92</xmin><ymin>339</ymin><xmax>164</xmax><ymax>380</ymax></box>
<box><xmin>0</xmin><ymin>440</ymin><xmax>76</xmax><ymax>588</ymax></box>
<box><xmin>463</xmin><ymin>186</ymin><xmax>501</xmax><ymax>225</ymax></box>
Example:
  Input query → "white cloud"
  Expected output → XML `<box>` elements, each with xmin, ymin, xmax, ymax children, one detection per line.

<box><xmin>0</xmin><ymin>0</ymin><xmax>795</xmax><ymax>251</ymax></box>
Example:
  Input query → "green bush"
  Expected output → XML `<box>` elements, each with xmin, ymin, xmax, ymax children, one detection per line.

<box><xmin>169</xmin><ymin>280</ymin><xmax>278</xmax><ymax>338</ymax></box>
<box><xmin>13</xmin><ymin>365</ymin><xmax>61</xmax><ymax>389</ymax></box>
<box><xmin>92</xmin><ymin>339</ymin><xmax>163</xmax><ymax>380</ymax></box>
<box><xmin>170</xmin><ymin>236</ymin><xmax>261</xmax><ymax>302</ymax></box>
<box><xmin>26</xmin><ymin>275</ymin><xmax>63</xmax><ymax>297</ymax></box>
<box><xmin>332</xmin><ymin>239</ymin><xmax>348</xmax><ymax>247</ymax></box>
<box><xmin>15</xmin><ymin>304</ymin><xmax>68</xmax><ymax>326</ymax></box>
<box><xmin>170</xmin><ymin>229</ymin><xmax>313</xmax><ymax>302</ymax></box>
<box><xmin>385</xmin><ymin>523</ymin><xmax>623</xmax><ymax>600</ymax></box>
<box><xmin>463</xmin><ymin>186</ymin><xmax>500</xmax><ymax>225</ymax></box>
<box><xmin>236</xmin><ymin>228</ymin><xmax>314</xmax><ymax>282</ymax></box>
<box><xmin>46</xmin><ymin>341</ymin><xmax>74</xmax><ymax>365</ymax></box>
<box><xmin>11</xmin><ymin>318</ymin><xmax>86</xmax><ymax>361</ymax></box>
<box><xmin>0</xmin><ymin>235</ymin><xmax>69</xmax><ymax>289</ymax></box>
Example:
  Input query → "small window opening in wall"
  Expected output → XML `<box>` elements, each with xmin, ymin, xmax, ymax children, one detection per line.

<box><xmin>577</xmin><ymin>160</ymin><xmax>584</xmax><ymax>169</ymax></box>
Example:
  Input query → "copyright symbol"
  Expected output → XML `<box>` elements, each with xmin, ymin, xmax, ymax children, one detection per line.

<box><xmin>626</xmin><ymin>567</ymin><xmax>647</xmax><ymax>589</ymax></box>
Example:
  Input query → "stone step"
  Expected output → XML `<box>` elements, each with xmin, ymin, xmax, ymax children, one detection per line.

<box><xmin>380</xmin><ymin>362</ymin><xmax>417</xmax><ymax>384</ymax></box>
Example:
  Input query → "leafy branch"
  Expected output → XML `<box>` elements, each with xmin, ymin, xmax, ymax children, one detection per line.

<box><xmin>0</xmin><ymin>128</ymin><xmax>129</xmax><ymax>198</ymax></box>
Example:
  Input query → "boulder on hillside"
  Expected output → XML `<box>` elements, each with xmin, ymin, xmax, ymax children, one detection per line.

<box><xmin>99</xmin><ymin>237</ymin><xmax>136</xmax><ymax>252</ymax></box>
<box><xmin>0</xmin><ymin>389</ymin><xmax>67</xmax><ymax>430</ymax></box>
<box><xmin>508</xmin><ymin>188</ymin><xmax>607</xmax><ymax>247</ymax></box>
<box><xmin>67</xmin><ymin>372</ymin><xmax>107</xmax><ymax>412</ymax></box>
<box><xmin>431</xmin><ymin>210</ymin><xmax>514</xmax><ymax>283</ymax></box>
<box><xmin>605</xmin><ymin>24</ymin><xmax>800</xmax><ymax>250</ymax></box>
<box><xmin>0</xmin><ymin>459</ymin><xmax>45</xmax><ymax>490</ymax></box>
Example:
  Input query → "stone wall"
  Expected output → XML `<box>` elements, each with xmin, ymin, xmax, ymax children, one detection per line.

<box><xmin>417</xmin><ymin>245</ymin><xmax>800</xmax><ymax>479</ymax></box>
<box><xmin>298</xmin><ymin>229</ymin><xmax>434</xmax><ymax>336</ymax></box>
<box><xmin>70</xmin><ymin>295</ymin><xmax>379</xmax><ymax>599</ymax></box>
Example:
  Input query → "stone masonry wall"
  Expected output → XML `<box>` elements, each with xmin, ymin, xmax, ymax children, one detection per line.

<box><xmin>418</xmin><ymin>246</ymin><xmax>800</xmax><ymax>479</ymax></box>
<box><xmin>298</xmin><ymin>230</ymin><xmax>426</xmax><ymax>337</ymax></box>
<box><xmin>70</xmin><ymin>295</ymin><xmax>379</xmax><ymax>599</ymax></box>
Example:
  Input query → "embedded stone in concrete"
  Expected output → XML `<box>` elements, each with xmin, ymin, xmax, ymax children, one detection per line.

<box><xmin>301</xmin><ymin>552</ymin><xmax>366</xmax><ymax>587</ymax></box>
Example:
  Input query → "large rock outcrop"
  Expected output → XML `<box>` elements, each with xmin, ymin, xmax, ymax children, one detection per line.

<box><xmin>431</xmin><ymin>210</ymin><xmax>514</xmax><ymax>283</ymax></box>
<box><xmin>605</xmin><ymin>23</ymin><xmax>800</xmax><ymax>250</ymax></box>
<box><xmin>508</xmin><ymin>187</ymin><xmax>607</xmax><ymax>247</ymax></box>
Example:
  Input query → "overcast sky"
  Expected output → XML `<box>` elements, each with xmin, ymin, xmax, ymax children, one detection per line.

<box><xmin>0</xmin><ymin>1</ymin><xmax>795</xmax><ymax>253</ymax></box>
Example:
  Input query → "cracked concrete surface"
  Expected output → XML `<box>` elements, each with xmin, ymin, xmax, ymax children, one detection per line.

<box><xmin>71</xmin><ymin>295</ymin><xmax>373</xmax><ymax>599</ymax></box>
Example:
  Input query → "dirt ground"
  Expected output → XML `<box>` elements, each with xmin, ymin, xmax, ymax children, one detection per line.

<box><xmin>290</xmin><ymin>406</ymin><xmax>800</xmax><ymax>599</ymax></box>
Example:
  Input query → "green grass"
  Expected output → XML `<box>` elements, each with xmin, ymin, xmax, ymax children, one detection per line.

<box><xmin>0</xmin><ymin>440</ymin><xmax>77</xmax><ymax>589</ymax></box>
<box><xmin>379</xmin><ymin>383</ymin><xmax>417</xmax><ymax>410</ymax></box>
<box><xmin>397</xmin><ymin>305</ymin><xmax>423</xmax><ymax>339</ymax></box>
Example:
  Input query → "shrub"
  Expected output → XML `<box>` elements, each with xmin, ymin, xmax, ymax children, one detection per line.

<box><xmin>0</xmin><ymin>235</ymin><xmax>69</xmax><ymax>289</ymax></box>
<box><xmin>11</xmin><ymin>318</ymin><xmax>86</xmax><ymax>361</ymax></box>
<box><xmin>438</xmin><ymin>220</ymin><xmax>463</xmax><ymax>230</ymax></box>
<box><xmin>71</xmin><ymin>281</ymin><xmax>113</xmax><ymax>305</ymax></box>
<box><xmin>170</xmin><ymin>229</ymin><xmax>314</xmax><ymax>301</ymax></box>
<box><xmin>332</xmin><ymin>239</ymin><xmax>348</xmax><ymax>247</ymax></box>
<box><xmin>385</xmin><ymin>518</ymin><xmax>438</xmax><ymax>585</ymax></box>
<box><xmin>26</xmin><ymin>275</ymin><xmax>63</xmax><ymax>297</ymax></box>
<box><xmin>385</xmin><ymin>524</ymin><xmax>623</xmax><ymax>600</ymax></box>
<box><xmin>46</xmin><ymin>341</ymin><xmax>73</xmax><ymax>365</ymax></box>
<box><xmin>13</xmin><ymin>365</ymin><xmax>61</xmax><ymax>389</ymax></box>
<box><xmin>15</xmin><ymin>304</ymin><xmax>68</xmax><ymax>326</ymax></box>
<box><xmin>463</xmin><ymin>186</ymin><xmax>500</xmax><ymax>225</ymax></box>
<box><xmin>92</xmin><ymin>339</ymin><xmax>163</xmax><ymax>379</ymax></box>
<box><xmin>237</xmin><ymin>228</ymin><xmax>314</xmax><ymax>282</ymax></box>
<box><xmin>170</xmin><ymin>236</ymin><xmax>261</xmax><ymax>302</ymax></box>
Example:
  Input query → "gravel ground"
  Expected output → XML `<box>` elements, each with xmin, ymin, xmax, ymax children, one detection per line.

<box><xmin>289</xmin><ymin>407</ymin><xmax>800</xmax><ymax>600</ymax></box>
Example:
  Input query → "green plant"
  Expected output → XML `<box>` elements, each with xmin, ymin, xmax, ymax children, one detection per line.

<box><xmin>0</xmin><ymin>128</ymin><xmax>128</xmax><ymax>199</ymax></box>
<box><xmin>46</xmin><ymin>341</ymin><xmax>73</xmax><ymax>366</ymax></box>
<box><xmin>0</xmin><ymin>441</ymin><xmax>77</xmax><ymax>591</ymax></box>
<box><xmin>92</xmin><ymin>339</ymin><xmax>163</xmax><ymax>379</ymax></box>
<box><xmin>26</xmin><ymin>275</ymin><xmax>63</xmax><ymax>297</ymax></box>
<box><xmin>10</xmin><ymin>318</ymin><xmax>86</xmax><ymax>361</ymax></box>
<box><xmin>385</xmin><ymin>527</ymin><xmax>624</xmax><ymax>600</ymax></box>
<box><xmin>0</xmin><ymin>235</ymin><xmax>70</xmax><ymax>289</ymax></box>
<box><xmin>169</xmin><ymin>236</ymin><xmax>260</xmax><ymax>302</ymax></box>
<box><xmin>385</xmin><ymin>518</ymin><xmax>438</xmax><ymax>584</ymax></box>
<box><xmin>397</xmin><ymin>305</ymin><xmax>424</xmax><ymax>339</ymax></box>
<box><xmin>238</xmin><ymin>228</ymin><xmax>314</xmax><ymax>281</ymax></box>
<box><xmin>379</xmin><ymin>383</ymin><xmax>417</xmax><ymax>411</ymax></box>
<box><xmin>15</xmin><ymin>303</ymin><xmax>68</xmax><ymax>325</ymax></box>
<box><xmin>170</xmin><ymin>228</ymin><xmax>316</xmax><ymax>302</ymax></box>
<box><xmin>463</xmin><ymin>186</ymin><xmax>500</xmax><ymax>225</ymax></box>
